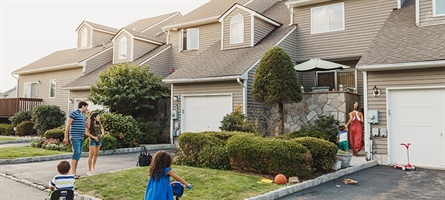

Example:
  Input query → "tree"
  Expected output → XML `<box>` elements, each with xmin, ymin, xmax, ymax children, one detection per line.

<box><xmin>89</xmin><ymin>63</ymin><xmax>169</xmax><ymax>118</ymax></box>
<box><xmin>251</xmin><ymin>46</ymin><xmax>303</xmax><ymax>135</ymax></box>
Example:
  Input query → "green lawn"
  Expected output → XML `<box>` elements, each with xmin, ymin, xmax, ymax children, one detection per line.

<box><xmin>0</xmin><ymin>137</ymin><xmax>18</xmax><ymax>141</ymax></box>
<box><xmin>0</xmin><ymin>146</ymin><xmax>68</xmax><ymax>159</ymax></box>
<box><xmin>76</xmin><ymin>165</ymin><xmax>283</xmax><ymax>200</ymax></box>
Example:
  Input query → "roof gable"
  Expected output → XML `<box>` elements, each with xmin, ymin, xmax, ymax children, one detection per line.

<box><xmin>218</xmin><ymin>3</ymin><xmax>280</xmax><ymax>26</ymax></box>
<box><xmin>111</xmin><ymin>28</ymin><xmax>164</xmax><ymax>45</ymax></box>
<box><xmin>75</xmin><ymin>21</ymin><xmax>119</xmax><ymax>35</ymax></box>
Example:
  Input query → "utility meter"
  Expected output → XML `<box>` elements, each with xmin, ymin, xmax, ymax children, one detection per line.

<box><xmin>367</xmin><ymin>110</ymin><xmax>378</xmax><ymax>124</ymax></box>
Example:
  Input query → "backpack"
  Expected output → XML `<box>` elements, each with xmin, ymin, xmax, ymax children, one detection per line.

<box><xmin>137</xmin><ymin>146</ymin><xmax>152</xmax><ymax>167</ymax></box>
<box><xmin>171</xmin><ymin>181</ymin><xmax>184</xmax><ymax>199</ymax></box>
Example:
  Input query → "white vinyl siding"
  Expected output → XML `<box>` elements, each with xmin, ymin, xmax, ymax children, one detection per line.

<box><xmin>81</xmin><ymin>28</ymin><xmax>88</xmax><ymax>48</ymax></box>
<box><xmin>187</xmin><ymin>28</ymin><xmax>199</xmax><ymax>50</ymax></box>
<box><xmin>49</xmin><ymin>79</ymin><xmax>56</xmax><ymax>98</ymax></box>
<box><xmin>118</xmin><ymin>36</ymin><xmax>127</xmax><ymax>59</ymax></box>
<box><xmin>24</xmin><ymin>82</ymin><xmax>38</xmax><ymax>98</ymax></box>
<box><xmin>311</xmin><ymin>3</ymin><xmax>344</xmax><ymax>34</ymax></box>
<box><xmin>230</xmin><ymin>14</ymin><xmax>244</xmax><ymax>44</ymax></box>
<box><xmin>433</xmin><ymin>0</ymin><xmax>445</xmax><ymax>16</ymax></box>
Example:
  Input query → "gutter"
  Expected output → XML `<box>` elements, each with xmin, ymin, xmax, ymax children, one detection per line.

<box><xmin>163</xmin><ymin>76</ymin><xmax>239</xmax><ymax>84</ymax></box>
<box><xmin>62</xmin><ymin>86</ymin><xmax>91</xmax><ymax>90</ymax></box>
<box><xmin>13</xmin><ymin>63</ymin><xmax>83</xmax><ymax>75</ymax></box>
<box><xmin>357</xmin><ymin>60</ymin><xmax>445</xmax><ymax>71</ymax></box>
<box><xmin>285</xmin><ymin>0</ymin><xmax>332</xmax><ymax>7</ymax></box>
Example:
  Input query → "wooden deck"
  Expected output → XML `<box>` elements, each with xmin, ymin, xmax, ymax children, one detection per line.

<box><xmin>0</xmin><ymin>98</ymin><xmax>43</xmax><ymax>118</ymax></box>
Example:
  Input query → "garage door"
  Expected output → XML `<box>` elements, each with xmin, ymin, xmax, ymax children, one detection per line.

<box><xmin>182</xmin><ymin>95</ymin><xmax>232</xmax><ymax>133</ymax></box>
<box><xmin>388</xmin><ymin>88</ymin><xmax>445</xmax><ymax>169</ymax></box>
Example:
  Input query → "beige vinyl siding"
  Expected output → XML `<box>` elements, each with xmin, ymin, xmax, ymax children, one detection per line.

<box><xmin>84</xmin><ymin>48</ymin><xmax>113</xmax><ymax>74</ymax></box>
<box><xmin>92</xmin><ymin>30</ymin><xmax>114</xmax><ymax>47</ymax></box>
<box><xmin>253</xmin><ymin>18</ymin><xmax>275</xmax><ymax>45</ymax></box>
<box><xmin>68</xmin><ymin>90</ymin><xmax>91</xmax><ymax>111</ymax></box>
<box><xmin>170</xmin><ymin>23</ymin><xmax>220</xmax><ymax>69</ymax></box>
<box><xmin>277</xmin><ymin>28</ymin><xmax>297</xmax><ymax>64</ymax></box>
<box><xmin>245</xmin><ymin>0</ymin><xmax>277</xmax><ymax>13</ymax></box>
<box><xmin>17</xmin><ymin>68</ymin><xmax>83</xmax><ymax>113</ymax></box>
<box><xmin>77</xmin><ymin>25</ymin><xmax>91</xmax><ymax>49</ymax></box>
<box><xmin>133</xmin><ymin>39</ymin><xmax>158</xmax><ymax>61</ymax></box>
<box><xmin>223</xmin><ymin>8</ymin><xmax>252</xmax><ymax>50</ymax></box>
<box><xmin>172</xmin><ymin>81</ymin><xmax>243</xmax><ymax>122</ymax></box>
<box><xmin>420</xmin><ymin>0</ymin><xmax>445</xmax><ymax>26</ymax></box>
<box><xmin>367</xmin><ymin>67</ymin><xmax>445</xmax><ymax>129</ymax></box>
<box><xmin>292</xmin><ymin>0</ymin><xmax>396</xmax><ymax>61</ymax></box>
<box><xmin>144</xmin><ymin>47</ymin><xmax>172</xmax><ymax>79</ymax></box>
<box><xmin>113</xmin><ymin>33</ymin><xmax>132</xmax><ymax>63</ymax></box>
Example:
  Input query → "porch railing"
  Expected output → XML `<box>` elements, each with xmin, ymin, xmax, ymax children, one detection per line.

<box><xmin>0</xmin><ymin>98</ymin><xmax>43</xmax><ymax>118</ymax></box>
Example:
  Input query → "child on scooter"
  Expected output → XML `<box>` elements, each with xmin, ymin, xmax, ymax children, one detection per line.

<box><xmin>337</xmin><ymin>125</ymin><xmax>349</xmax><ymax>153</ymax></box>
<box><xmin>49</xmin><ymin>160</ymin><xmax>75</xmax><ymax>191</ymax></box>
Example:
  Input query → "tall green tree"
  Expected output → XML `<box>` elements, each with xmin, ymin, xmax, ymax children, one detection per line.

<box><xmin>251</xmin><ymin>46</ymin><xmax>303</xmax><ymax>135</ymax></box>
<box><xmin>89</xmin><ymin>63</ymin><xmax>169</xmax><ymax>118</ymax></box>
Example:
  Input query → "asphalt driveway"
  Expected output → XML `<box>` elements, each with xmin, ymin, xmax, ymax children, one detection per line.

<box><xmin>279</xmin><ymin>165</ymin><xmax>445</xmax><ymax>200</ymax></box>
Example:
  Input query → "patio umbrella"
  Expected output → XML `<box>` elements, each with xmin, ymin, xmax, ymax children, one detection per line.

<box><xmin>294</xmin><ymin>58</ymin><xmax>351</xmax><ymax>71</ymax></box>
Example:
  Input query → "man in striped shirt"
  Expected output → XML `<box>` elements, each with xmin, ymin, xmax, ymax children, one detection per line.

<box><xmin>49</xmin><ymin>161</ymin><xmax>75</xmax><ymax>191</ymax></box>
<box><xmin>63</xmin><ymin>101</ymin><xmax>89</xmax><ymax>178</ymax></box>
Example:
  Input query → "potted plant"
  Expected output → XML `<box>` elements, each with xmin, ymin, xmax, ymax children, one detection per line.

<box><xmin>337</xmin><ymin>150</ymin><xmax>352</xmax><ymax>168</ymax></box>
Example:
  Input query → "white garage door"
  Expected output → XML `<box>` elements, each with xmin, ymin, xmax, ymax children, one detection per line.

<box><xmin>182</xmin><ymin>95</ymin><xmax>232</xmax><ymax>133</ymax></box>
<box><xmin>388</xmin><ymin>88</ymin><xmax>445</xmax><ymax>169</ymax></box>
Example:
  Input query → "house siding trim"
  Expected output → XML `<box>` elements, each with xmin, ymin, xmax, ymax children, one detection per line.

<box><xmin>163</xmin><ymin>76</ymin><xmax>239</xmax><ymax>84</ymax></box>
<box><xmin>139</xmin><ymin>45</ymin><xmax>172</xmax><ymax>66</ymax></box>
<box><xmin>13</xmin><ymin>63</ymin><xmax>83</xmax><ymax>75</ymax></box>
<box><xmin>358</xmin><ymin>60</ymin><xmax>445</xmax><ymax>71</ymax></box>
<box><xmin>163</xmin><ymin>16</ymin><xmax>219</xmax><ymax>31</ymax></box>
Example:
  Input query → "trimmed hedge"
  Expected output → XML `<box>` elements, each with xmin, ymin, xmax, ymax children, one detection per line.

<box><xmin>292</xmin><ymin>137</ymin><xmax>338</xmax><ymax>172</ymax></box>
<box><xmin>227</xmin><ymin>135</ymin><xmax>313</xmax><ymax>178</ymax></box>
<box><xmin>0</xmin><ymin>123</ymin><xmax>14</xmax><ymax>136</ymax></box>
<box><xmin>202</xmin><ymin>131</ymin><xmax>254</xmax><ymax>142</ymax></box>
<box><xmin>44</xmin><ymin>128</ymin><xmax>64</xmax><ymax>141</ymax></box>
<box><xmin>175</xmin><ymin>132</ymin><xmax>224</xmax><ymax>167</ymax></box>
<box><xmin>198</xmin><ymin>145</ymin><xmax>231</xmax><ymax>170</ymax></box>
<box><xmin>16</xmin><ymin>121</ymin><xmax>37</xmax><ymax>136</ymax></box>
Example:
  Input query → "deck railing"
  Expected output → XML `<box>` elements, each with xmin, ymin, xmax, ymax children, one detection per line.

<box><xmin>0</xmin><ymin>98</ymin><xmax>43</xmax><ymax>118</ymax></box>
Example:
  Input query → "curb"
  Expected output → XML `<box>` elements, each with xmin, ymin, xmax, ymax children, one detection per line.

<box><xmin>0</xmin><ymin>138</ymin><xmax>36</xmax><ymax>145</ymax></box>
<box><xmin>0</xmin><ymin>144</ymin><xmax>175</xmax><ymax>164</ymax></box>
<box><xmin>245</xmin><ymin>160</ymin><xmax>378</xmax><ymax>200</ymax></box>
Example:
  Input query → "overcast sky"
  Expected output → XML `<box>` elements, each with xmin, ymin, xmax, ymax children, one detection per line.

<box><xmin>0</xmin><ymin>0</ymin><xmax>209</xmax><ymax>93</ymax></box>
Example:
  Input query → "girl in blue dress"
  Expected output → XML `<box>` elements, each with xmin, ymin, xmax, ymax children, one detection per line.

<box><xmin>144</xmin><ymin>151</ymin><xmax>192</xmax><ymax>200</ymax></box>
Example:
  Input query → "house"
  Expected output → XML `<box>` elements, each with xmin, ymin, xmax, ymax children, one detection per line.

<box><xmin>356</xmin><ymin>0</ymin><xmax>445</xmax><ymax>168</ymax></box>
<box><xmin>0</xmin><ymin>86</ymin><xmax>17</xmax><ymax>98</ymax></box>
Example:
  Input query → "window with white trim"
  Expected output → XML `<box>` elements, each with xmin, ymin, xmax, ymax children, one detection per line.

<box><xmin>24</xmin><ymin>82</ymin><xmax>38</xmax><ymax>98</ymax></box>
<box><xmin>311</xmin><ymin>3</ymin><xmax>344</xmax><ymax>34</ymax></box>
<box><xmin>187</xmin><ymin>28</ymin><xmax>199</xmax><ymax>50</ymax></box>
<box><xmin>118</xmin><ymin>36</ymin><xmax>127</xmax><ymax>59</ymax></box>
<box><xmin>434</xmin><ymin>0</ymin><xmax>445</xmax><ymax>16</ymax></box>
<box><xmin>81</xmin><ymin>28</ymin><xmax>88</xmax><ymax>48</ymax></box>
<box><xmin>49</xmin><ymin>79</ymin><xmax>56</xmax><ymax>98</ymax></box>
<box><xmin>230</xmin><ymin>14</ymin><xmax>244</xmax><ymax>44</ymax></box>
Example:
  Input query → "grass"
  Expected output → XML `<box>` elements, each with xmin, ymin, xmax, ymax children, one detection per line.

<box><xmin>76</xmin><ymin>165</ymin><xmax>284</xmax><ymax>200</ymax></box>
<box><xmin>0</xmin><ymin>137</ymin><xmax>18</xmax><ymax>141</ymax></box>
<box><xmin>0</xmin><ymin>146</ymin><xmax>68</xmax><ymax>159</ymax></box>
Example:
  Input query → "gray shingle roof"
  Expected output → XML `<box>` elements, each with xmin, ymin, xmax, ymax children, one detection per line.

<box><xmin>357</xmin><ymin>0</ymin><xmax>445</xmax><ymax>67</ymax></box>
<box><xmin>62</xmin><ymin>62</ymin><xmax>112</xmax><ymax>89</ymax></box>
<box><xmin>82</xmin><ymin>21</ymin><xmax>119</xmax><ymax>33</ymax></box>
<box><xmin>125</xmin><ymin>12</ymin><xmax>179</xmax><ymax>33</ymax></box>
<box><xmin>164</xmin><ymin>0</ymin><xmax>293</xmax><ymax>81</ymax></box>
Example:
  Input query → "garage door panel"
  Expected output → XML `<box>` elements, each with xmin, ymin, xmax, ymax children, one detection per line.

<box><xmin>391</xmin><ymin>107</ymin><xmax>444</xmax><ymax>126</ymax></box>
<box><xmin>391</xmin><ymin>89</ymin><xmax>445</xmax><ymax>106</ymax></box>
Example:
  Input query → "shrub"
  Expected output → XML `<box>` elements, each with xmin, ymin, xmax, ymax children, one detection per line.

<box><xmin>101</xmin><ymin>113</ymin><xmax>142</xmax><ymax>148</ymax></box>
<box><xmin>227</xmin><ymin>135</ymin><xmax>313</xmax><ymax>178</ymax></box>
<box><xmin>220</xmin><ymin>106</ymin><xmax>256</xmax><ymax>133</ymax></box>
<box><xmin>292</xmin><ymin>137</ymin><xmax>338</xmax><ymax>172</ymax></box>
<box><xmin>16</xmin><ymin>121</ymin><xmax>37</xmax><ymax>136</ymax></box>
<box><xmin>0</xmin><ymin>123</ymin><xmax>14</xmax><ymax>135</ymax></box>
<box><xmin>9</xmin><ymin>110</ymin><xmax>32</xmax><ymax>126</ymax></box>
<box><xmin>175</xmin><ymin>132</ymin><xmax>224</xmax><ymax>167</ymax></box>
<box><xmin>202</xmin><ymin>131</ymin><xmax>254</xmax><ymax>142</ymax></box>
<box><xmin>299</xmin><ymin>115</ymin><xmax>339</xmax><ymax>143</ymax></box>
<box><xmin>44</xmin><ymin>128</ymin><xmax>65</xmax><ymax>141</ymax></box>
<box><xmin>138</xmin><ymin>121</ymin><xmax>161</xmax><ymax>144</ymax></box>
<box><xmin>30</xmin><ymin>137</ymin><xmax>46</xmax><ymax>148</ymax></box>
<box><xmin>199</xmin><ymin>145</ymin><xmax>231</xmax><ymax>170</ymax></box>
<box><xmin>32</xmin><ymin>105</ymin><xmax>66</xmax><ymax>136</ymax></box>
<box><xmin>83</xmin><ymin>134</ymin><xmax>118</xmax><ymax>152</ymax></box>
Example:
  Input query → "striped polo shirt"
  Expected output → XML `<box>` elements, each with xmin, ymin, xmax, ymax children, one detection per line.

<box><xmin>69</xmin><ymin>109</ymin><xmax>86</xmax><ymax>140</ymax></box>
<box><xmin>50</xmin><ymin>174</ymin><xmax>75</xmax><ymax>190</ymax></box>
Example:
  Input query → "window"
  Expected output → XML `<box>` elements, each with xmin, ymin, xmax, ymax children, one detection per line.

<box><xmin>316</xmin><ymin>70</ymin><xmax>355</xmax><ymax>91</ymax></box>
<box><xmin>230</xmin><ymin>14</ymin><xmax>244</xmax><ymax>44</ymax></box>
<box><xmin>24</xmin><ymin>82</ymin><xmax>38</xmax><ymax>98</ymax></box>
<box><xmin>311</xmin><ymin>3</ymin><xmax>344</xmax><ymax>34</ymax></box>
<box><xmin>179</xmin><ymin>28</ymin><xmax>199</xmax><ymax>51</ymax></box>
<box><xmin>118</xmin><ymin>36</ymin><xmax>127</xmax><ymax>59</ymax></box>
<box><xmin>49</xmin><ymin>79</ymin><xmax>56</xmax><ymax>98</ymax></box>
<box><xmin>81</xmin><ymin>28</ymin><xmax>88</xmax><ymax>48</ymax></box>
<box><xmin>434</xmin><ymin>0</ymin><xmax>445</xmax><ymax>16</ymax></box>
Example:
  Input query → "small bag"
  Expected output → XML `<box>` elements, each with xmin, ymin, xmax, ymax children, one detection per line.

<box><xmin>137</xmin><ymin>146</ymin><xmax>152</xmax><ymax>166</ymax></box>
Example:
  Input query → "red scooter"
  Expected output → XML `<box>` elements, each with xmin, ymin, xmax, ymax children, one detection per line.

<box><xmin>393</xmin><ymin>143</ymin><xmax>416</xmax><ymax>171</ymax></box>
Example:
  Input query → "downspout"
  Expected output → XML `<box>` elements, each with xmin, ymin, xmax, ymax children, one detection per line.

<box><xmin>237</xmin><ymin>77</ymin><xmax>247</xmax><ymax>114</ymax></box>
<box><xmin>12</xmin><ymin>73</ymin><xmax>19</xmax><ymax>97</ymax></box>
<box><xmin>415</xmin><ymin>0</ymin><xmax>419</xmax><ymax>26</ymax></box>
<box><xmin>170</xmin><ymin>83</ymin><xmax>174</xmax><ymax>145</ymax></box>
<box><xmin>363</xmin><ymin>70</ymin><xmax>371</xmax><ymax>161</ymax></box>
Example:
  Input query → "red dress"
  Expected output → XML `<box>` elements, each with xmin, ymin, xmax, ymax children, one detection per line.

<box><xmin>349</xmin><ymin>111</ymin><xmax>363</xmax><ymax>155</ymax></box>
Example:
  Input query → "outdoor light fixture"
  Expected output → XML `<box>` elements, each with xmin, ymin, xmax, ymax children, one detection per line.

<box><xmin>173</xmin><ymin>96</ymin><xmax>180</xmax><ymax>101</ymax></box>
<box><xmin>372</xmin><ymin>86</ymin><xmax>380</xmax><ymax>97</ymax></box>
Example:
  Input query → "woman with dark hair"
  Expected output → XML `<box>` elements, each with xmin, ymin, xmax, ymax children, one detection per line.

<box><xmin>85</xmin><ymin>112</ymin><xmax>104</xmax><ymax>176</ymax></box>
<box><xmin>345</xmin><ymin>102</ymin><xmax>364</xmax><ymax>156</ymax></box>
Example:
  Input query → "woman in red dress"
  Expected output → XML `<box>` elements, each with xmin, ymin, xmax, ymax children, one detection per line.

<box><xmin>345</xmin><ymin>102</ymin><xmax>364</xmax><ymax>156</ymax></box>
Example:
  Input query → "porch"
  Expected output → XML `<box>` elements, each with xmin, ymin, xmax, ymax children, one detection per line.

<box><xmin>0</xmin><ymin>98</ymin><xmax>43</xmax><ymax>119</ymax></box>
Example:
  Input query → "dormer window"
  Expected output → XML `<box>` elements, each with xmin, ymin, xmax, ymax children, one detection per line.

<box><xmin>311</xmin><ymin>3</ymin><xmax>344</xmax><ymax>34</ymax></box>
<box><xmin>433</xmin><ymin>0</ymin><xmax>445</xmax><ymax>16</ymax></box>
<box><xmin>230</xmin><ymin>14</ymin><xmax>244</xmax><ymax>44</ymax></box>
<box><xmin>81</xmin><ymin>28</ymin><xmax>88</xmax><ymax>48</ymax></box>
<box><xmin>118</xmin><ymin>36</ymin><xmax>127</xmax><ymax>59</ymax></box>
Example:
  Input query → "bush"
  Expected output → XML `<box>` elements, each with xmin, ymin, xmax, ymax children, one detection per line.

<box><xmin>0</xmin><ymin>123</ymin><xmax>14</xmax><ymax>135</ymax></box>
<box><xmin>175</xmin><ymin>132</ymin><xmax>224</xmax><ymax>167</ymax></box>
<box><xmin>138</xmin><ymin>121</ymin><xmax>161</xmax><ymax>144</ymax></box>
<box><xmin>202</xmin><ymin>131</ymin><xmax>254</xmax><ymax>142</ymax></box>
<box><xmin>44</xmin><ymin>128</ymin><xmax>64</xmax><ymax>140</ymax></box>
<box><xmin>83</xmin><ymin>134</ymin><xmax>118</xmax><ymax>152</ymax></box>
<box><xmin>32</xmin><ymin>105</ymin><xmax>66</xmax><ymax>136</ymax></box>
<box><xmin>30</xmin><ymin>137</ymin><xmax>46</xmax><ymax>148</ymax></box>
<box><xmin>9</xmin><ymin>110</ymin><xmax>32</xmax><ymax>126</ymax></box>
<box><xmin>299</xmin><ymin>115</ymin><xmax>339</xmax><ymax>143</ymax></box>
<box><xmin>292</xmin><ymin>137</ymin><xmax>338</xmax><ymax>172</ymax></box>
<box><xmin>199</xmin><ymin>145</ymin><xmax>231</xmax><ymax>170</ymax></box>
<box><xmin>227</xmin><ymin>135</ymin><xmax>313</xmax><ymax>178</ymax></box>
<box><xmin>101</xmin><ymin>113</ymin><xmax>142</xmax><ymax>148</ymax></box>
<box><xmin>220</xmin><ymin>106</ymin><xmax>256</xmax><ymax>133</ymax></box>
<box><xmin>16</xmin><ymin>121</ymin><xmax>37</xmax><ymax>136</ymax></box>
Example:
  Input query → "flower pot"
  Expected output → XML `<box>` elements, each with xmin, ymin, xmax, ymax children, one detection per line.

<box><xmin>337</xmin><ymin>153</ymin><xmax>352</xmax><ymax>168</ymax></box>
<box><xmin>331</xmin><ymin>161</ymin><xmax>342</xmax><ymax>170</ymax></box>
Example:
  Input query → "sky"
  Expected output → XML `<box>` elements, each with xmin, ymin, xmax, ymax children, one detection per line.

<box><xmin>0</xmin><ymin>0</ymin><xmax>209</xmax><ymax>93</ymax></box>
